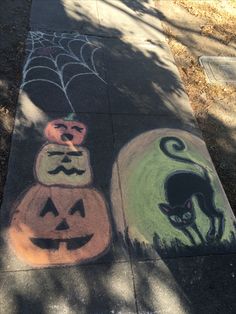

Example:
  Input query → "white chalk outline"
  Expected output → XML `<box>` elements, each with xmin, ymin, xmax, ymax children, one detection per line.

<box><xmin>21</xmin><ymin>31</ymin><xmax>106</xmax><ymax>113</ymax></box>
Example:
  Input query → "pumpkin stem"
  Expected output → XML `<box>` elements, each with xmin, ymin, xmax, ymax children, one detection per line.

<box><xmin>64</xmin><ymin>113</ymin><xmax>76</xmax><ymax>121</ymax></box>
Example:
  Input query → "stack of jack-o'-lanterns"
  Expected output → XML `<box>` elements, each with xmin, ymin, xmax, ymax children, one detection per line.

<box><xmin>8</xmin><ymin>114</ymin><xmax>111</xmax><ymax>267</ymax></box>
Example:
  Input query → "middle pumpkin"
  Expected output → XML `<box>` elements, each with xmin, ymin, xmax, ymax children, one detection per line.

<box><xmin>35</xmin><ymin>143</ymin><xmax>93</xmax><ymax>187</ymax></box>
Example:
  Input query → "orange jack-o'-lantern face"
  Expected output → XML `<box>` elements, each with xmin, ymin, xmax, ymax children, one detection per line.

<box><xmin>35</xmin><ymin>144</ymin><xmax>92</xmax><ymax>187</ymax></box>
<box><xmin>44</xmin><ymin>118</ymin><xmax>87</xmax><ymax>145</ymax></box>
<box><xmin>8</xmin><ymin>185</ymin><xmax>111</xmax><ymax>266</ymax></box>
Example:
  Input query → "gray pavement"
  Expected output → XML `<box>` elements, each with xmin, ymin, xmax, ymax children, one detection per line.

<box><xmin>1</xmin><ymin>0</ymin><xmax>236</xmax><ymax>313</ymax></box>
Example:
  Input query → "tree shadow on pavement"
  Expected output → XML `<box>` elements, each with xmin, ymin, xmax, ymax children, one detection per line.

<box><xmin>1</xmin><ymin>1</ymin><xmax>236</xmax><ymax>314</ymax></box>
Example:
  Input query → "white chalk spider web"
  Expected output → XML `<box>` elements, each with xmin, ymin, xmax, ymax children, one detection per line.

<box><xmin>21</xmin><ymin>31</ymin><xmax>106</xmax><ymax>113</ymax></box>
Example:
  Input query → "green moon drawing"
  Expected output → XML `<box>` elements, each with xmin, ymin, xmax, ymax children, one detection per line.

<box><xmin>111</xmin><ymin>129</ymin><xmax>236</xmax><ymax>257</ymax></box>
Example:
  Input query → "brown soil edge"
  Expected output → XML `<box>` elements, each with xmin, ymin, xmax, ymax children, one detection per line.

<box><xmin>0</xmin><ymin>0</ymin><xmax>32</xmax><ymax>203</ymax></box>
<box><xmin>156</xmin><ymin>0</ymin><xmax>236</xmax><ymax>213</ymax></box>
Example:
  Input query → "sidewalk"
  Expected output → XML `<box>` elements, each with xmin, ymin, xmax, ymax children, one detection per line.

<box><xmin>1</xmin><ymin>1</ymin><xmax>236</xmax><ymax>313</ymax></box>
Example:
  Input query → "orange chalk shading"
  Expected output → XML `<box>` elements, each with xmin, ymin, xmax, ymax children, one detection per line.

<box><xmin>8</xmin><ymin>184</ymin><xmax>111</xmax><ymax>267</ymax></box>
<box><xmin>44</xmin><ymin>118</ymin><xmax>87</xmax><ymax>145</ymax></box>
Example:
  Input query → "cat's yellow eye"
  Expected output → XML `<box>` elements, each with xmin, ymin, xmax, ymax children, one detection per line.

<box><xmin>183</xmin><ymin>212</ymin><xmax>191</xmax><ymax>219</ymax></box>
<box><xmin>170</xmin><ymin>215</ymin><xmax>181</xmax><ymax>223</ymax></box>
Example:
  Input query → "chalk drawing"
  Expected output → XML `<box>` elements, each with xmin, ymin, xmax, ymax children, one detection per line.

<box><xmin>111</xmin><ymin>129</ymin><xmax>236</xmax><ymax>257</ymax></box>
<box><xmin>8</xmin><ymin>118</ymin><xmax>111</xmax><ymax>267</ymax></box>
<box><xmin>44</xmin><ymin>115</ymin><xmax>87</xmax><ymax>145</ymax></box>
<box><xmin>9</xmin><ymin>185</ymin><xmax>111</xmax><ymax>266</ymax></box>
<box><xmin>7</xmin><ymin>31</ymin><xmax>111</xmax><ymax>267</ymax></box>
<box><xmin>21</xmin><ymin>31</ymin><xmax>106</xmax><ymax>113</ymax></box>
<box><xmin>159</xmin><ymin>136</ymin><xmax>224</xmax><ymax>245</ymax></box>
<box><xmin>35</xmin><ymin>143</ymin><xmax>93</xmax><ymax>187</ymax></box>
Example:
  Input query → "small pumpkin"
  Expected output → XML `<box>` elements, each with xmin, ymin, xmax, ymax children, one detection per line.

<box><xmin>35</xmin><ymin>143</ymin><xmax>92</xmax><ymax>187</ymax></box>
<box><xmin>44</xmin><ymin>114</ymin><xmax>87</xmax><ymax>145</ymax></box>
<box><xmin>8</xmin><ymin>184</ymin><xmax>111</xmax><ymax>266</ymax></box>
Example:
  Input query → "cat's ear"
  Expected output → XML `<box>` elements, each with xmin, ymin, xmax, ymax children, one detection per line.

<box><xmin>185</xmin><ymin>199</ymin><xmax>193</xmax><ymax>210</ymax></box>
<box><xmin>159</xmin><ymin>203</ymin><xmax>171</xmax><ymax>214</ymax></box>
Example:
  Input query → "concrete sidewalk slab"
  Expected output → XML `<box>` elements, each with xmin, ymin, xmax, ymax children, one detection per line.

<box><xmin>21</xmin><ymin>32</ymin><xmax>109</xmax><ymax>113</ymax></box>
<box><xmin>111</xmin><ymin>113</ymin><xmax>199</xmax><ymax>154</ymax></box>
<box><xmin>111</xmin><ymin>126</ymin><xmax>236</xmax><ymax>260</ymax></box>
<box><xmin>133</xmin><ymin>254</ymin><xmax>236</xmax><ymax>314</ymax></box>
<box><xmin>20</xmin><ymin>31</ymin><xmax>194</xmax><ymax>119</ymax></box>
<box><xmin>31</xmin><ymin>0</ymin><xmax>100</xmax><ymax>34</ymax></box>
<box><xmin>1</xmin><ymin>0</ymin><xmax>236</xmax><ymax>312</ymax></box>
<box><xmin>0</xmin><ymin>262</ymin><xmax>136</xmax><ymax>314</ymax></box>
<box><xmin>30</xmin><ymin>0</ymin><xmax>165</xmax><ymax>42</ymax></box>
<box><xmin>97</xmin><ymin>0</ymin><xmax>165</xmax><ymax>41</ymax></box>
<box><xmin>103</xmin><ymin>39</ymin><xmax>192</xmax><ymax>116</ymax></box>
<box><xmin>0</xmin><ymin>110</ymin><xmax>130</xmax><ymax>270</ymax></box>
<box><xmin>1</xmin><ymin>110</ymin><xmax>115</xmax><ymax>204</ymax></box>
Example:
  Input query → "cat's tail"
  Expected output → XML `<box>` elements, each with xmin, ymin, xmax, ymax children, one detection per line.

<box><xmin>160</xmin><ymin>136</ymin><xmax>212</xmax><ymax>178</ymax></box>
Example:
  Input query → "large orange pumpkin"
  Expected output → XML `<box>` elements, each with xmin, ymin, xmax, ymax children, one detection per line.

<box><xmin>44</xmin><ymin>116</ymin><xmax>87</xmax><ymax>145</ymax></box>
<box><xmin>8</xmin><ymin>184</ymin><xmax>111</xmax><ymax>267</ymax></box>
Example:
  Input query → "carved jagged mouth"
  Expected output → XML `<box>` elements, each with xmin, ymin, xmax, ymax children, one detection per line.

<box><xmin>30</xmin><ymin>234</ymin><xmax>93</xmax><ymax>250</ymax></box>
<box><xmin>48</xmin><ymin>166</ymin><xmax>86</xmax><ymax>176</ymax></box>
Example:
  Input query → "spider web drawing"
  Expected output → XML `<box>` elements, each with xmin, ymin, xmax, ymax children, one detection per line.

<box><xmin>21</xmin><ymin>31</ymin><xmax>106</xmax><ymax>113</ymax></box>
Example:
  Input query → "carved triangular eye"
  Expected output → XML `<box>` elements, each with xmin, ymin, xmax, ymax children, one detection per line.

<box><xmin>69</xmin><ymin>199</ymin><xmax>85</xmax><ymax>217</ymax></box>
<box><xmin>40</xmin><ymin>198</ymin><xmax>59</xmax><ymax>217</ymax></box>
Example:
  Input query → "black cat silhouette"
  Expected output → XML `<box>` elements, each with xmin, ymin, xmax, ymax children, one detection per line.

<box><xmin>159</xmin><ymin>136</ymin><xmax>224</xmax><ymax>244</ymax></box>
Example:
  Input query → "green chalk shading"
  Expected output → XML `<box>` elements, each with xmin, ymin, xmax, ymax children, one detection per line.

<box><xmin>124</xmin><ymin>137</ymin><xmax>236</xmax><ymax>249</ymax></box>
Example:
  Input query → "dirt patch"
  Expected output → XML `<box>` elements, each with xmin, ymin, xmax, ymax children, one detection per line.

<box><xmin>157</xmin><ymin>0</ymin><xmax>236</xmax><ymax>212</ymax></box>
<box><xmin>0</xmin><ymin>0</ymin><xmax>31</xmax><ymax>203</ymax></box>
<box><xmin>176</xmin><ymin>0</ymin><xmax>236</xmax><ymax>45</ymax></box>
